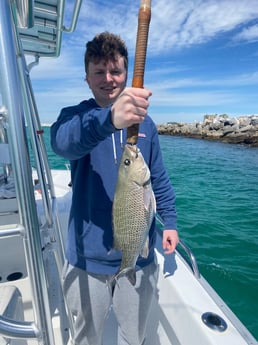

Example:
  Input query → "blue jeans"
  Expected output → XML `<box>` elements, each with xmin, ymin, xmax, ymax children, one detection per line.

<box><xmin>62</xmin><ymin>259</ymin><xmax>158</xmax><ymax>345</ymax></box>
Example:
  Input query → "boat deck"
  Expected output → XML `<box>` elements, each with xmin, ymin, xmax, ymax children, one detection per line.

<box><xmin>1</xmin><ymin>250</ymin><xmax>255</xmax><ymax>345</ymax></box>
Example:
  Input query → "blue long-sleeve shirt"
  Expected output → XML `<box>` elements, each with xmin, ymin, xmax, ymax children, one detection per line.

<box><xmin>51</xmin><ymin>98</ymin><xmax>177</xmax><ymax>274</ymax></box>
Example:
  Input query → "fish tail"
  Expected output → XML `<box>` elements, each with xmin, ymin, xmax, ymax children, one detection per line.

<box><xmin>110</xmin><ymin>267</ymin><xmax>137</xmax><ymax>286</ymax></box>
<box><xmin>124</xmin><ymin>268</ymin><xmax>136</xmax><ymax>286</ymax></box>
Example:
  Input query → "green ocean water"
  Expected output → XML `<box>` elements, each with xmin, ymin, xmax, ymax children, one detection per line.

<box><xmin>43</xmin><ymin>127</ymin><xmax>258</xmax><ymax>339</ymax></box>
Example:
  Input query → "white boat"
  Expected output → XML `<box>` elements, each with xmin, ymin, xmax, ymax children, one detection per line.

<box><xmin>0</xmin><ymin>1</ymin><xmax>257</xmax><ymax>344</ymax></box>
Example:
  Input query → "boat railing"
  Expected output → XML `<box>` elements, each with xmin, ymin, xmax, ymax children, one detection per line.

<box><xmin>156</xmin><ymin>214</ymin><xmax>201</xmax><ymax>279</ymax></box>
<box><xmin>0</xmin><ymin>115</ymin><xmax>11</xmax><ymax>183</ymax></box>
<box><xmin>0</xmin><ymin>0</ymin><xmax>82</xmax><ymax>343</ymax></box>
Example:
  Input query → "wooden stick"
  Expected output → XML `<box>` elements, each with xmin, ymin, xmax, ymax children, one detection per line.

<box><xmin>126</xmin><ymin>0</ymin><xmax>151</xmax><ymax>145</ymax></box>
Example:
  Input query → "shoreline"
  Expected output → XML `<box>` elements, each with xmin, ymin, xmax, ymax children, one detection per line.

<box><xmin>157</xmin><ymin>114</ymin><xmax>258</xmax><ymax>147</ymax></box>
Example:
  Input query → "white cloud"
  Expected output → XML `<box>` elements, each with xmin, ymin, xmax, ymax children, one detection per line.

<box><xmin>20</xmin><ymin>0</ymin><xmax>258</xmax><ymax>124</ymax></box>
<box><xmin>64</xmin><ymin>1</ymin><xmax>138</xmax><ymax>53</ymax></box>
<box><xmin>34</xmin><ymin>84</ymin><xmax>91</xmax><ymax>123</ymax></box>
<box><xmin>233</xmin><ymin>24</ymin><xmax>258</xmax><ymax>42</ymax></box>
<box><xmin>148</xmin><ymin>0</ymin><xmax>258</xmax><ymax>52</ymax></box>
<box><xmin>57</xmin><ymin>0</ymin><xmax>258</xmax><ymax>62</ymax></box>
<box><xmin>146</xmin><ymin>70</ymin><xmax>258</xmax><ymax>90</ymax></box>
<box><xmin>151</xmin><ymin>89</ymin><xmax>237</xmax><ymax>107</ymax></box>
<box><xmin>28</xmin><ymin>52</ymin><xmax>84</xmax><ymax>81</ymax></box>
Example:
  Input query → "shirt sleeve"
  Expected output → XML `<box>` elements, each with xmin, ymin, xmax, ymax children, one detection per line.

<box><xmin>50</xmin><ymin>100</ymin><xmax>116</xmax><ymax>160</ymax></box>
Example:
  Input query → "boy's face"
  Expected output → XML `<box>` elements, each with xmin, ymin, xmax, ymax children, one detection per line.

<box><xmin>86</xmin><ymin>55</ymin><xmax>127</xmax><ymax>107</ymax></box>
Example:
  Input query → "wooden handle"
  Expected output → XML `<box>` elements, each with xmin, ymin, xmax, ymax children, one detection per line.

<box><xmin>132</xmin><ymin>0</ymin><xmax>151</xmax><ymax>89</ymax></box>
<box><xmin>127</xmin><ymin>0</ymin><xmax>151</xmax><ymax>145</ymax></box>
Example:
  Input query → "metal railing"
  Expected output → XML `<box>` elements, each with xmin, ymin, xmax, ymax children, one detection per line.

<box><xmin>0</xmin><ymin>115</ymin><xmax>11</xmax><ymax>183</ymax></box>
<box><xmin>0</xmin><ymin>0</ymin><xmax>81</xmax><ymax>343</ymax></box>
<box><xmin>156</xmin><ymin>214</ymin><xmax>201</xmax><ymax>279</ymax></box>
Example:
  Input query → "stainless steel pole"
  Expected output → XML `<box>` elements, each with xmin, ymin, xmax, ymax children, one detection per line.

<box><xmin>0</xmin><ymin>1</ymin><xmax>55</xmax><ymax>344</ymax></box>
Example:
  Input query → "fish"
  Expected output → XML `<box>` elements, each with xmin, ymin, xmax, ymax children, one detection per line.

<box><xmin>112</xmin><ymin>144</ymin><xmax>156</xmax><ymax>286</ymax></box>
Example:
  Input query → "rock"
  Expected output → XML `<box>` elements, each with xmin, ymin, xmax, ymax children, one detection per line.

<box><xmin>250</xmin><ymin>117</ymin><xmax>258</xmax><ymax>126</ymax></box>
<box><xmin>157</xmin><ymin>114</ymin><xmax>258</xmax><ymax>147</ymax></box>
<box><xmin>238</xmin><ymin>117</ymin><xmax>250</xmax><ymax>128</ymax></box>
<box><xmin>238</xmin><ymin>125</ymin><xmax>253</xmax><ymax>133</ymax></box>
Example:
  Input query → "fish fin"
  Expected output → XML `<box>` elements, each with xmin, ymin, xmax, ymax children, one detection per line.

<box><xmin>109</xmin><ymin>274</ymin><xmax>119</xmax><ymax>291</ymax></box>
<box><xmin>111</xmin><ymin>268</ymin><xmax>137</xmax><ymax>286</ymax></box>
<box><xmin>143</xmin><ymin>188</ymin><xmax>152</xmax><ymax>211</ymax></box>
<box><xmin>140</xmin><ymin>238</ymin><xmax>149</xmax><ymax>259</ymax></box>
<box><xmin>143</xmin><ymin>188</ymin><xmax>156</xmax><ymax>214</ymax></box>
<box><xmin>107</xmin><ymin>248</ymin><xmax>118</xmax><ymax>256</ymax></box>
<box><xmin>152</xmin><ymin>190</ymin><xmax>156</xmax><ymax>213</ymax></box>
<box><xmin>125</xmin><ymin>268</ymin><xmax>136</xmax><ymax>286</ymax></box>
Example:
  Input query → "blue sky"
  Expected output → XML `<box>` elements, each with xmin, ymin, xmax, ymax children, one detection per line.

<box><xmin>28</xmin><ymin>0</ymin><xmax>258</xmax><ymax>124</ymax></box>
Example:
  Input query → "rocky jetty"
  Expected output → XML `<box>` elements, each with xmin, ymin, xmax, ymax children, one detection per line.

<box><xmin>157</xmin><ymin>114</ymin><xmax>258</xmax><ymax>146</ymax></box>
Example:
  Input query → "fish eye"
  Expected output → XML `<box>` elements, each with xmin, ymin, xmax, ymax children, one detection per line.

<box><xmin>124</xmin><ymin>158</ymin><xmax>131</xmax><ymax>166</ymax></box>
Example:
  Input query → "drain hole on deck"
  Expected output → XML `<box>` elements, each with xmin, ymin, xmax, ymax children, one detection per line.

<box><xmin>7</xmin><ymin>272</ymin><xmax>23</xmax><ymax>281</ymax></box>
<box><xmin>201</xmin><ymin>312</ymin><xmax>227</xmax><ymax>332</ymax></box>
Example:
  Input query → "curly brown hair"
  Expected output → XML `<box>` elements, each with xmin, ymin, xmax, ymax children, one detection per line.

<box><xmin>84</xmin><ymin>32</ymin><xmax>128</xmax><ymax>73</ymax></box>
